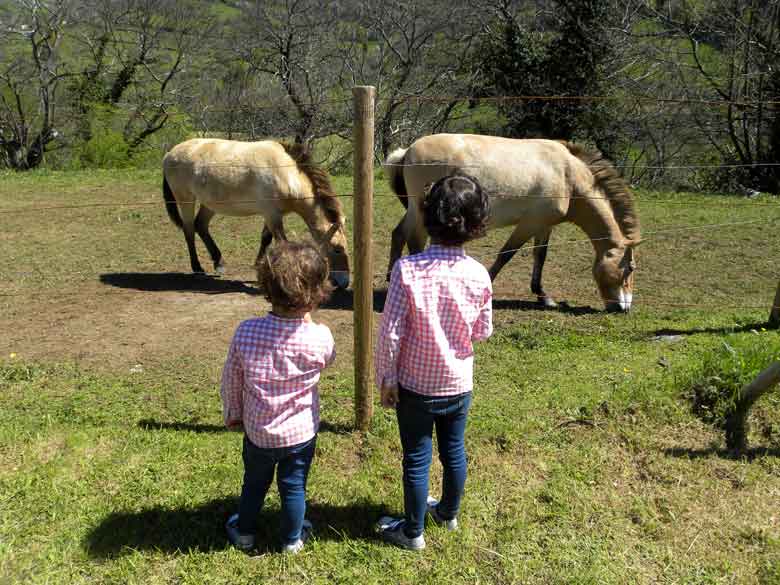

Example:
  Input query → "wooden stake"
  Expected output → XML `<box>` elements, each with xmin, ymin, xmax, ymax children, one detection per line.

<box><xmin>352</xmin><ymin>86</ymin><xmax>375</xmax><ymax>431</ymax></box>
<box><xmin>769</xmin><ymin>281</ymin><xmax>780</xmax><ymax>328</ymax></box>
<box><xmin>725</xmin><ymin>361</ymin><xmax>780</xmax><ymax>451</ymax></box>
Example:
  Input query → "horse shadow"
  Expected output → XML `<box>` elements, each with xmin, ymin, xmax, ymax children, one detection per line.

<box><xmin>99</xmin><ymin>272</ymin><xmax>260</xmax><ymax>295</ymax></box>
<box><xmin>137</xmin><ymin>418</ymin><xmax>354</xmax><ymax>436</ymax></box>
<box><xmin>321</xmin><ymin>288</ymin><xmax>388</xmax><ymax>312</ymax></box>
<box><xmin>492</xmin><ymin>299</ymin><xmax>601</xmax><ymax>315</ymax></box>
<box><xmin>651</xmin><ymin>322</ymin><xmax>772</xmax><ymax>338</ymax></box>
<box><xmin>322</xmin><ymin>288</ymin><xmax>601</xmax><ymax>316</ymax></box>
<box><xmin>664</xmin><ymin>445</ymin><xmax>780</xmax><ymax>461</ymax></box>
<box><xmin>83</xmin><ymin>496</ymin><xmax>386</xmax><ymax>557</ymax></box>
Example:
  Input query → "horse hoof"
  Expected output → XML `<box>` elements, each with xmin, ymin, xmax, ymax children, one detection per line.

<box><xmin>538</xmin><ymin>297</ymin><xmax>558</xmax><ymax>309</ymax></box>
<box><xmin>215</xmin><ymin>263</ymin><xmax>225</xmax><ymax>276</ymax></box>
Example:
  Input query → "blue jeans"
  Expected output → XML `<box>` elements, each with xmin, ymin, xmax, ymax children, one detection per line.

<box><xmin>396</xmin><ymin>386</ymin><xmax>472</xmax><ymax>538</ymax></box>
<box><xmin>238</xmin><ymin>435</ymin><xmax>316</xmax><ymax>545</ymax></box>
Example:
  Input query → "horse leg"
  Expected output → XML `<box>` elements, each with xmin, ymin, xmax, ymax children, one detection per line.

<box><xmin>531</xmin><ymin>230</ymin><xmax>557</xmax><ymax>309</ymax></box>
<box><xmin>257</xmin><ymin>224</ymin><xmax>273</xmax><ymax>259</ymax></box>
<box><xmin>488</xmin><ymin>224</ymin><xmax>533</xmax><ymax>282</ymax></box>
<box><xmin>254</xmin><ymin>215</ymin><xmax>286</xmax><ymax>267</ymax></box>
<box><xmin>180</xmin><ymin>201</ymin><xmax>205</xmax><ymax>274</ymax></box>
<box><xmin>194</xmin><ymin>206</ymin><xmax>224</xmax><ymax>274</ymax></box>
<box><xmin>404</xmin><ymin>208</ymin><xmax>427</xmax><ymax>255</ymax></box>
<box><xmin>387</xmin><ymin>212</ymin><xmax>407</xmax><ymax>280</ymax></box>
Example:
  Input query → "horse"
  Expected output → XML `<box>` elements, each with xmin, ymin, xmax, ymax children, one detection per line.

<box><xmin>162</xmin><ymin>138</ymin><xmax>350</xmax><ymax>289</ymax></box>
<box><xmin>384</xmin><ymin>134</ymin><xmax>640</xmax><ymax>312</ymax></box>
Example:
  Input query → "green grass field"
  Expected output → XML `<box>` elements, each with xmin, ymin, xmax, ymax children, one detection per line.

<box><xmin>1</xmin><ymin>169</ymin><xmax>779</xmax><ymax>584</ymax></box>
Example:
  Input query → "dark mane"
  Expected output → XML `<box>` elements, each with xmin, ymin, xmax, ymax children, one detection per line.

<box><xmin>281</xmin><ymin>142</ymin><xmax>344</xmax><ymax>225</ymax></box>
<box><xmin>562</xmin><ymin>142</ymin><xmax>640</xmax><ymax>243</ymax></box>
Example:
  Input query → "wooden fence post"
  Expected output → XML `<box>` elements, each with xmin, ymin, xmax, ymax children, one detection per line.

<box><xmin>769</xmin><ymin>281</ymin><xmax>780</xmax><ymax>328</ymax></box>
<box><xmin>353</xmin><ymin>86</ymin><xmax>375</xmax><ymax>431</ymax></box>
<box><xmin>724</xmin><ymin>361</ymin><xmax>780</xmax><ymax>451</ymax></box>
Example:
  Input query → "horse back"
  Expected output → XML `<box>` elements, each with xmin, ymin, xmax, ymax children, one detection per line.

<box><xmin>402</xmin><ymin>134</ymin><xmax>576</xmax><ymax>229</ymax></box>
<box><xmin>162</xmin><ymin>139</ymin><xmax>307</xmax><ymax>217</ymax></box>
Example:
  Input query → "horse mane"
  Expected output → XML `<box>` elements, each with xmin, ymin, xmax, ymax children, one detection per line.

<box><xmin>561</xmin><ymin>141</ymin><xmax>641</xmax><ymax>243</ymax></box>
<box><xmin>281</xmin><ymin>142</ymin><xmax>344</xmax><ymax>225</ymax></box>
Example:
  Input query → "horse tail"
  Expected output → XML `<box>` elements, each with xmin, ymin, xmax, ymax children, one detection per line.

<box><xmin>281</xmin><ymin>142</ymin><xmax>344</xmax><ymax>225</ymax></box>
<box><xmin>561</xmin><ymin>141</ymin><xmax>641</xmax><ymax>243</ymax></box>
<box><xmin>162</xmin><ymin>175</ymin><xmax>183</xmax><ymax>229</ymax></box>
<box><xmin>384</xmin><ymin>147</ymin><xmax>409</xmax><ymax>209</ymax></box>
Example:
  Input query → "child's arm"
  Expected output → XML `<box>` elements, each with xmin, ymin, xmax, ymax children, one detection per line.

<box><xmin>220</xmin><ymin>333</ymin><xmax>245</xmax><ymax>427</ymax></box>
<box><xmin>374</xmin><ymin>263</ymin><xmax>409</xmax><ymax>400</ymax></box>
<box><xmin>323</xmin><ymin>327</ymin><xmax>336</xmax><ymax>368</ymax></box>
<box><xmin>471</xmin><ymin>282</ymin><xmax>494</xmax><ymax>342</ymax></box>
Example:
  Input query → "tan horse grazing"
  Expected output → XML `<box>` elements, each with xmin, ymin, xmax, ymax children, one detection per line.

<box><xmin>162</xmin><ymin>139</ymin><xmax>350</xmax><ymax>288</ymax></box>
<box><xmin>384</xmin><ymin>134</ymin><xmax>640</xmax><ymax>312</ymax></box>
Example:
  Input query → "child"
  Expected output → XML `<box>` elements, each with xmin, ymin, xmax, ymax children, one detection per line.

<box><xmin>375</xmin><ymin>173</ymin><xmax>493</xmax><ymax>550</ymax></box>
<box><xmin>221</xmin><ymin>240</ymin><xmax>335</xmax><ymax>553</ymax></box>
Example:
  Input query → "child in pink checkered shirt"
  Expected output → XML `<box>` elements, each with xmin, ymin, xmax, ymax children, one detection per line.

<box><xmin>221</xmin><ymin>240</ymin><xmax>336</xmax><ymax>554</ymax></box>
<box><xmin>375</xmin><ymin>173</ymin><xmax>493</xmax><ymax>550</ymax></box>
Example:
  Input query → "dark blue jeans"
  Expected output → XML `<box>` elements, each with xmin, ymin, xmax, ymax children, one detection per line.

<box><xmin>396</xmin><ymin>386</ymin><xmax>472</xmax><ymax>538</ymax></box>
<box><xmin>238</xmin><ymin>434</ymin><xmax>316</xmax><ymax>545</ymax></box>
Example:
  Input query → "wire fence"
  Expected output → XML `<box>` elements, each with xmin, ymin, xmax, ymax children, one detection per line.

<box><xmin>1</xmin><ymin>216</ymin><xmax>777</xmax><ymax>295</ymax></box>
<box><xmin>1</xmin><ymin>89</ymin><xmax>778</xmax><ymax>317</ymax></box>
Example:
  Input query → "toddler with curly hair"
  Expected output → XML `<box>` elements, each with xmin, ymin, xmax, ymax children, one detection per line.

<box><xmin>221</xmin><ymin>240</ymin><xmax>335</xmax><ymax>553</ymax></box>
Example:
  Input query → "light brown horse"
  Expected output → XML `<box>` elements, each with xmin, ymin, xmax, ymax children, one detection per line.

<box><xmin>162</xmin><ymin>139</ymin><xmax>350</xmax><ymax>288</ymax></box>
<box><xmin>384</xmin><ymin>134</ymin><xmax>640</xmax><ymax>312</ymax></box>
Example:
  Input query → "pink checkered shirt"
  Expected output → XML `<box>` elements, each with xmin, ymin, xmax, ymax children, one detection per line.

<box><xmin>221</xmin><ymin>314</ymin><xmax>336</xmax><ymax>448</ymax></box>
<box><xmin>375</xmin><ymin>245</ymin><xmax>493</xmax><ymax>396</ymax></box>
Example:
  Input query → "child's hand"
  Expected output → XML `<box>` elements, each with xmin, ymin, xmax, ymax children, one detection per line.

<box><xmin>227</xmin><ymin>420</ymin><xmax>244</xmax><ymax>431</ymax></box>
<box><xmin>380</xmin><ymin>385</ymin><xmax>399</xmax><ymax>409</ymax></box>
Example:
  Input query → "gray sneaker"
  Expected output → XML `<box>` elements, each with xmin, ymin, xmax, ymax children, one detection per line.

<box><xmin>225</xmin><ymin>513</ymin><xmax>255</xmax><ymax>551</ymax></box>
<box><xmin>376</xmin><ymin>516</ymin><xmax>426</xmax><ymax>550</ymax></box>
<box><xmin>426</xmin><ymin>497</ymin><xmax>458</xmax><ymax>530</ymax></box>
<box><xmin>282</xmin><ymin>519</ymin><xmax>313</xmax><ymax>554</ymax></box>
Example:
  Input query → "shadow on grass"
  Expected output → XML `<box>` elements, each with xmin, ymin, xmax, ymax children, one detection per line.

<box><xmin>137</xmin><ymin>419</ymin><xmax>355</xmax><ymax>435</ymax></box>
<box><xmin>492</xmin><ymin>299</ymin><xmax>602</xmax><ymax>315</ymax></box>
<box><xmin>100</xmin><ymin>272</ymin><xmax>259</xmax><ymax>295</ymax></box>
<box><xmin>664</xmin><ymin>445</ymin><xmax>780</xmax><ymax>460</ymax></box>
<box><xmin>324</xmin><ymin>288</ymin><xmax>602</xmax><ymax>316</ymax></box>
<box><xmin>652</xmin><ymin>322</ymin><xmax>771</xmax><ymax>338</ymax></box>
<box><xmin>320</xmin><ymin>288</ymin><xmax>388</xmax><ymax>312</ymax></box>
<box><xmin>84</xmin><ymin>497</ymin><xmax>385</xmax><ymax>557</ymax></box>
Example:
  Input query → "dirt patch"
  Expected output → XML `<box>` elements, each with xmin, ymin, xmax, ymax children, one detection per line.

<box><xmin>0</xmin><ymin>271</ymin><xmax>356</xmax><ymax>371</ymax></box>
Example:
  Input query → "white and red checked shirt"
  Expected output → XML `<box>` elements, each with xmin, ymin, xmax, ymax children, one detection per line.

<box><xmin>221</xmin><ymin>314</ymin><xmax>336</xmax><ymax>448</ymax></box>
<box><xmin>375</xmin><ymin>245</ymin><xmax>493</xmax><ymax>396</ymax></box>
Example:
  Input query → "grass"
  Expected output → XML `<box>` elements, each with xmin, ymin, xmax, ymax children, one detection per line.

<box><xmin>1</xmin><ymin>169</ymin><xmax>780</xmax><ymax>584</ymax></box>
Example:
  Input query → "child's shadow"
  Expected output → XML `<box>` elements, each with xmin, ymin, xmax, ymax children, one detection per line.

<box><xmin>83</xmin><ymin>497</ymin><xmax>385</xmax><ymax>557</ymax></box>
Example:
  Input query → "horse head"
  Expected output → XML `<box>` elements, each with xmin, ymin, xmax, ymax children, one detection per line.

<box><xmin>318</xmin><ymin>220</ymin><xmax>351</xmax><ymax>290</ymax></box>
<box><xmin>593</xmin><ymin>240</ymin><xmax>639</xmax><ymax>313</ymax></box>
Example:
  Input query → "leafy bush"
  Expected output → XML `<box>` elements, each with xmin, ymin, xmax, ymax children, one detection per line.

<box><xmin>681</xmin><ymin>334</ymin><xmax>780</xmax><ymax>429</ymax></box>
<box><xmin>79</xmin><ymin>129</ymin><xmax>132</xmax><ymax>169</ymax></box>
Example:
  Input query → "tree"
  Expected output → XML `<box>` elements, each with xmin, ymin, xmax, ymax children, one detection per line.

<box><xmin>472</xmin><ymin>0</ymin><xmax>617</xmax><ymax>154</ymax></box>
<box><xmin>647</xmin><ymin>0</ymin><xmax>780</xmax><ymax>192</ymax></box>
<box><xmin>0</xmin><ymin>0</ymin><xmax>74</xmax><ymax>169</ymax></box>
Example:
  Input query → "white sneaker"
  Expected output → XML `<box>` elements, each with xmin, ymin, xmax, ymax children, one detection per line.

<box><xmin>282</xmin><ymin>519</ymin><xmax>313</xmax><ymax>554</ymax></box>
<box><xmin>225</xmin><ymin>513</ymin><xmax>255</xmax><ymax>551</ymax></box>
<box><xmin>376</xmin><ymin>516</ymin><xmax>426</xmax><ymax>550</ymax></box>
<box><xmin>426</xmin><ymin>497</ymin><xmax>458</xmax><ymax>530</ymax></box>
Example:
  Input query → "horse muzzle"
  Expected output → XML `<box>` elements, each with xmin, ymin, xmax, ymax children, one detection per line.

<box><xmin>331</xmin><ymin>271</ymin><xmax>350</xmax><ymax>290</ymax></box>
<box><xmin>606</xmin><ymin>290</ymin><xmax>633</xmax><ymax>313</ymax></box>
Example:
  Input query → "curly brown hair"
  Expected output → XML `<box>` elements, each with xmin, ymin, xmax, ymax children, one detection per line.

<box><xmin>423</xmin><ymin>173</ymin><xmax>490</xmax><ymax>246</ymax></box>
<box><xmin>257</xmin><ymin>241</ymin><xmax>333</xmax><ymax>311</ymax></box>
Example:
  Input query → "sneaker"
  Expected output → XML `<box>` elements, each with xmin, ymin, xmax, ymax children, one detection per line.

<box><xmin>282</xmin><ymin>519</ymin><xmax>313</xmax><ymax>554</ymax></box>
<box><xmin>426</xmin><ymin>497</ymin><xmax>458</xmax><ymax>530</ymax></box>
<box><xmin>225</xmin><ymin>513</ymin><xmax>255</xmax><ymax>551</ymax></box>
<box><xmin>376</xmin><ymin>516</ymin><xmax>426</xmax><ymax>550</ymax></box>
